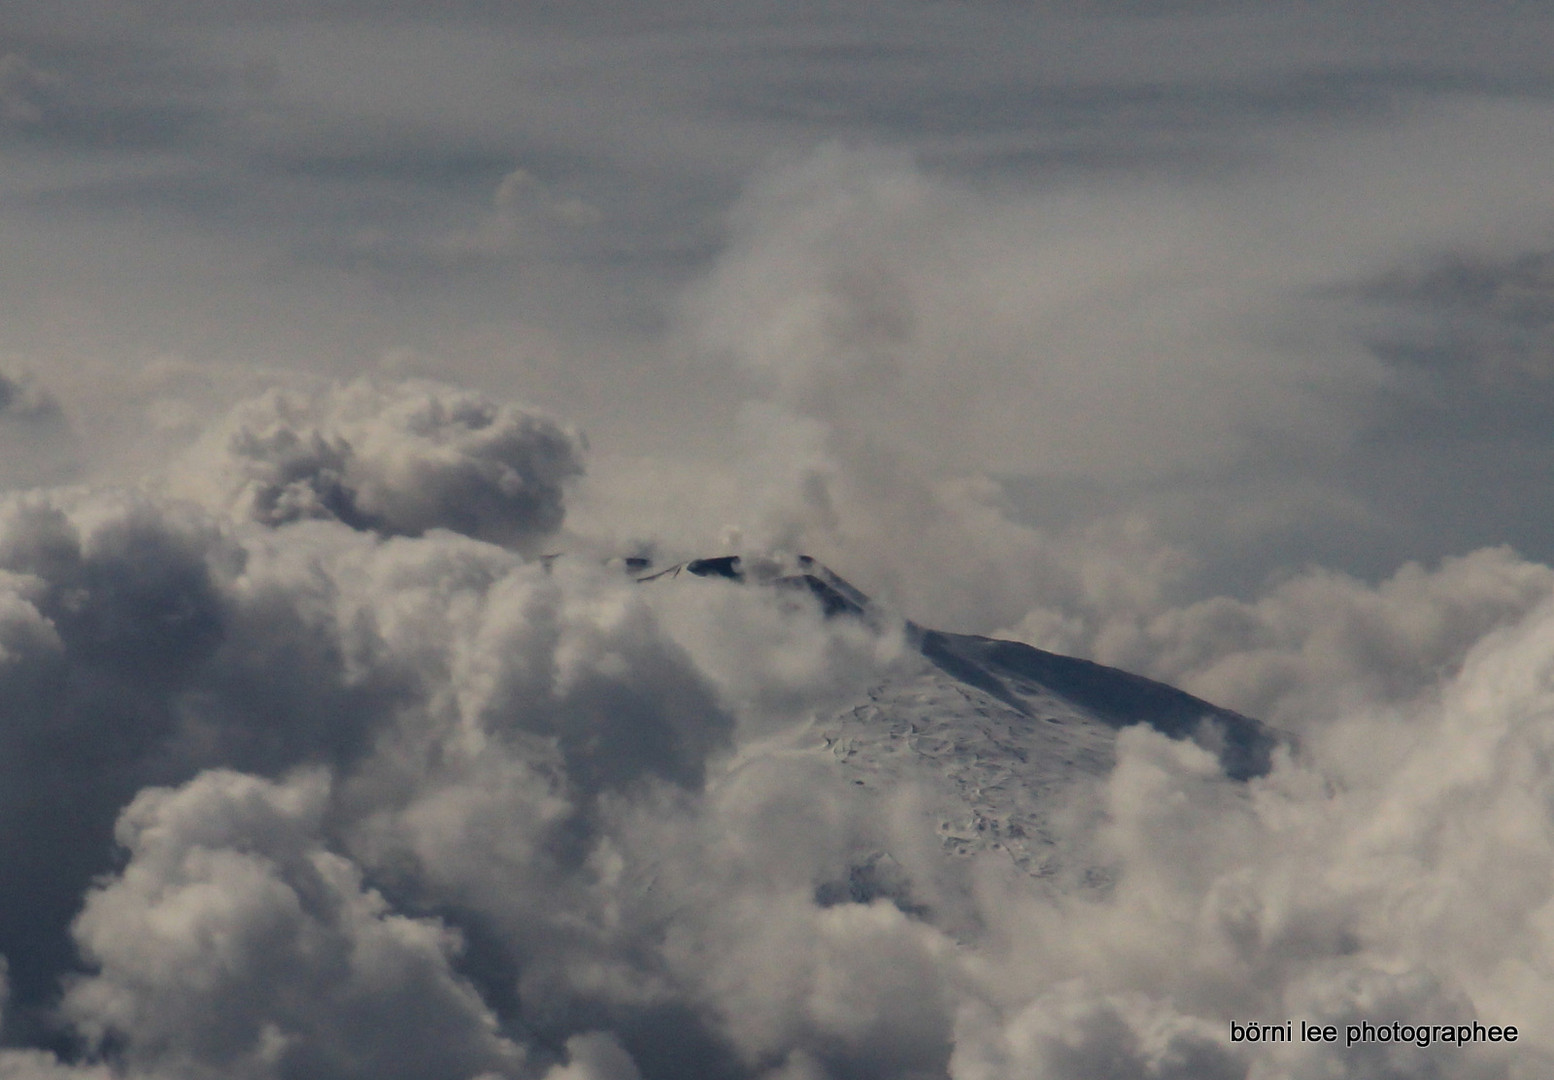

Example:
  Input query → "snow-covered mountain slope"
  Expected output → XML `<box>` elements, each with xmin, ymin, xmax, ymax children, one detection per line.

<box><xmin>649</xmin><ymin>555</ymin><xmax>1277</xmax><ymax>892</ymax></box>
<box><xmin>808</xmin><ymin>629</ymin><xmax>1273</xmax><ymax>892</ymax></box>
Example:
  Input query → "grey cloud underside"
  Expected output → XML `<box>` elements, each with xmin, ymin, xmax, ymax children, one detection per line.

<box><xmin>0</xmin><ymin>510</ymin><xmax>722</xmax><ymax>1072</ymax></box>
<box><xmin>0</xmin><ymin>375</ymin><xmax>1553</xmax><ymax>1079</ymax></box>
<box><xmin>0</xmin><ymin>382</ymin><xmax>580</xmax><ymax>1037</ymax></box>
<box><xmin>0</xmin><ymin>386</ymin><xmax>1279</xmax><ymax>1078</ymax></box>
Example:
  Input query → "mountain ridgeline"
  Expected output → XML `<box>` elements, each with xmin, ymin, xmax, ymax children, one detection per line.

<box><xmin>640</xmin><ymin>554</ymin><xmax>1278</xmax><ymax>783</ymax></box>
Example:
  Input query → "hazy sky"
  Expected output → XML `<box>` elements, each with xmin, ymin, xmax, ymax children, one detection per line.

<box><xmin>5</xmin><ymin>6</ymin><xmax>1554</xmax><ymax>1079</ymax></box>
<box><xmin>5</xmin><ymin>0</ymin><xmax>1554</xmax><ymax>602</ymax></box>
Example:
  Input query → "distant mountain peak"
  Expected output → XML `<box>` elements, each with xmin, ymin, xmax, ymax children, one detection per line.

<box><xmin>641</xmin><ymin>553</ymin><xmax>1281</xmax><ymax>886</ymax></box>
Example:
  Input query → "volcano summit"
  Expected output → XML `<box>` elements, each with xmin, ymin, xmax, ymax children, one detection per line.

<box><xmin>640</xmin><ymin>553</ymin><xmax>1278</xmax><ymax>892</ymax></box>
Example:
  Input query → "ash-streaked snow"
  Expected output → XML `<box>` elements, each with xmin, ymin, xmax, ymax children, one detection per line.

<box><xmin>827</xmin><ymin>629</ymin><xmax>1268</xmax><ymax>882</ymax></box>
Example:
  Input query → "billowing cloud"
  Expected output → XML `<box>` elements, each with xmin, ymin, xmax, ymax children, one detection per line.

<box><xmin>4</xmin><ymin>3</ymin><xmax>1554</xmax><ymax>1076</ymax></box>
<box><xmin>170</xmin><ymin>379</ymin><xmax>584</xmax><ymax>551</ymax></box>
<box><xmin>65</xmin><ymin>768</ymin><xmax>525</xmax><ymax>1080</ymax></box>
<box><xmin>0</xmin><ymin>370</ymin><xmax>1548</xmax><ymax>1078</ymax></box>
<box><xmin>1006</xmin><ymin>544</ymin><xmax>1554</xmax><ymax>728</ymax></box>
<box><xmin>0</xmin><ymin>494</ymin><xmax>233</xmax><ymax>1016</ymax></box>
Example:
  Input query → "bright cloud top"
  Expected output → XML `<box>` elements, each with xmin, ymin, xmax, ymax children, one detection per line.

<box><xmin>167</xmin><ymin>379</ymin><xmax>585</xmax><ymax>551</ymax></box>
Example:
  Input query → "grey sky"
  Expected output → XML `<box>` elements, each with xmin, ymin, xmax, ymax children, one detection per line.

<box><xmin>3</xmin><ymin>1</ymin><xmax>1554</xmax><ymax>604</ymax></box>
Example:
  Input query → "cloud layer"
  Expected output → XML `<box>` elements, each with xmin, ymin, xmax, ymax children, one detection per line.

<box><xmin>0</xmin><ymin>370</ymin><xmax>1539</xmax><ymax>1079</ymax></box>
<box><xmin>2</xmin><ymin>4</ymin><xmax>1554</xmax><ymax>1076</ymax></box>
